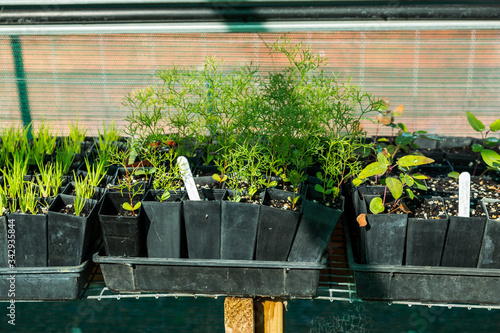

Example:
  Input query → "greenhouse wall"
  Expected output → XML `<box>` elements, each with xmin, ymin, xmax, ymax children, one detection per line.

<box><xmin>0</xmin><ymin>31</ymin><xmax>499</xmax><ymax>137</ymax></box>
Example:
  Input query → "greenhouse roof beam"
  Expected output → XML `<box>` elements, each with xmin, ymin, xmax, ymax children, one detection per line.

<box><xmin>1</xmin><ymin>2</ymin><xmax>500</xmax><ymax>25</ymax></box>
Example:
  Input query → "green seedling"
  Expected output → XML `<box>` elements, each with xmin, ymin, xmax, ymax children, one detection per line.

<box><xmin>466</xmin><ymin>112</ymin><xmax>500</xmax><ymax>173</ymax></box>
<box><xmin>353</xmin><ymin>150</ymin><xmax>434</xmax><ymax>214</ymax></box>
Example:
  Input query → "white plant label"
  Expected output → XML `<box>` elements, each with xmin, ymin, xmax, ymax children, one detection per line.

<box><xmin>458</xmin><ymin>171</ymin><xmax>470</xmax><ymax>217</ymax></box>
<box><xmin>177</xmin><ymin>156</ymin><xmax>200</xmax><ymax>201</ymax></box>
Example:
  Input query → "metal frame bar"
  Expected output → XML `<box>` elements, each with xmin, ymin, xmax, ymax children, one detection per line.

<box><xmin>1</xmin><ymin>21</ymin><xmax>500</xmax><ymax>36</ymax></box>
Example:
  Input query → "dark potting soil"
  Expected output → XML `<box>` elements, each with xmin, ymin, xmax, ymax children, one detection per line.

<box><xmin>407</xmin><ymin>198</ymin><xmax>447</xmax><ymax>219</ymax></box>
<box><xmin>418</xmin><ymin>176</ymin><xmax>500</xmax><ymax>199</ymax></box>
<box><xmin>484</xmin><ymin>201</ymin><xmax>500</xmax><ymax>220</ymax></box>
<box><xmin>267</xmin><ymin>198</ymin><xmax>301</xmax><ymax>212</ymax></box>
<box><xmin>444</xmin><ymin>198</ymin><xmax>486</xmax><ymax>217</ymax></box>
<box><xmin>58</xmin><ymin>203</ymin><xmax>93</xmax><ymax>217</ymax></box>
<box><xmin>310</xmin><ymin>198</ymin><xmax>343</xmax><ymax>210</ymax></box>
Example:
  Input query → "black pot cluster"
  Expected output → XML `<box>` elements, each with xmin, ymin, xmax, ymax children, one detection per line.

<box><xmin>98</xmin><ymin>185</ymin><xmax>344</xmax><ymax>264</ymax></box>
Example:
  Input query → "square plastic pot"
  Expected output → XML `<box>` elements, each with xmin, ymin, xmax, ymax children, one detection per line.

<box><xmin>142</xmin><ymin>189</ymin><xmax>186</xmax><ymax>259</ymax></box>
<box><xmin>7</xmin><ymin>212</ymin><xmax>48</xmax><ymax>267</ymax></box>
<box><xmin>47</xmin><ymin>194</ymin><xmax>100</xmax><ymax>266</ymax></box>
<box><xmin>98</xmin><ymin>191</ymin><xmax>145</xmax><ymax>257</ymax></box>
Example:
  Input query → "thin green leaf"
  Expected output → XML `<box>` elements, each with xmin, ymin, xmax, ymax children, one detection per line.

<box><xmin>414</xmin><ymin>179</ymin><xmax>427</xmax><ymax>191</ymax></box>
<box><xmin>397</xmin><ymin>155</ymin><xmax>435</xmax><ymax>168</ymax></box>
<box><xmin>466</xmin><ymin>111</ymin><xmax>485</xmax><ymax>132</ymax></box>
<box><xmin>406</xmin><ymin>188</ymin><xmax>415</xmax><ymax>200</ymax></box>
<box><xmin>412</xmin><ymin>173</ymin><xmax>430</xmax><ymax>180</ymax></box>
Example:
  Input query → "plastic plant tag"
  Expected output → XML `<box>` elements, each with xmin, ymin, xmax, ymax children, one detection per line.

<box><xmin>177</xmin><ymin>156</ymin><xmax>200</xmax><ymax>201</ymax></box>
<box><xmin>458</xmin><ymin>171</ymin><xmax>470</xmax><ymax>217</ymax></box>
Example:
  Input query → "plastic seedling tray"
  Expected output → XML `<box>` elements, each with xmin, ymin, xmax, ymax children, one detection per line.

<box><xmin>0</xmin><ymin>260</ymin><xmax>93</xmax><ymax>301</ymax></box>
<box><xmin>344</xmin><ymin>220</ymin><xmax>500</xmax><ymax>305</ymax></box>
<box><xmin>93</xmin><ymin>252</ymin><xmax>325</xmax><ymax>298</ymax></box>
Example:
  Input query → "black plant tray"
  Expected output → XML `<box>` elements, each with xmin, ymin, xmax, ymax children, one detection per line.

<box><xmin>93</xmin><ymin>252</ymin><xmax>325</xmax><ymax>298</ymax></box>
<box><xmin>345</xmin><ymin>221</ymin><xmax>500</xmax><ymax>305</ymax></box>
<box><xmin>0</xmin><ymin>260</ymin><xmax>93</xmax><ymax>301</ymax></box>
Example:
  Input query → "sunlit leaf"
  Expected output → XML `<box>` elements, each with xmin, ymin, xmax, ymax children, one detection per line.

<box><xmin>466</xmin><ymin>111</ymin><xmax>485</xmax><ymax>132</ymax></box>
<box><xmin>413</xmin><ymin>173</ymin><xmax>430</xmax><ymax>180</ymax></box>
<box><xmin>397</xmin><ymin>155</ymin><xmax>435</xmax><ymax>168</ymax></box>
<box><xmin>397</xmin><ymin>123</ymin><xmax>408</xmax><ymax>132</ymax></box>
<box><xmin>448</xmin><ymin>171</ymin><xmax>460</xmax><ymax>179</ymax></box>
<box><xmin>404</xmin><ymin>174</ymin><xmax>414</xmax><ymax>187</ymax></box>
<box><xmin>369</xmin><ymin>197</ymin><xmax>385</xmax><ymax>214</ymax></box>
<box><xmin>374</xmin><ymin>98</ymin><xmax>390</xmax><ymax>111</ymax></box>
<box><xmin>393</xmin><ymin>104</ymin><xmax>404</xmax><ymax>116</ymax></box>
<box><xmin>386</xmin><ymin>177</ymin><xmax>403</xmax><ymax>199</ymax></box>
<box><xmin>375</xmin><ymin>114</ymin><xmax>392</xmax><ymax>125</ymax></box>
<box><xmin>357</xmin><ymin>162</ymin><xmax>388</xmax><ymax>179</ymax></box>
<box><xmin>490</xmin><ymin>118</ymin><xmax>500</xmax><ymax>132</ymax></box>
<box><xmin>406</xmin><ymin>188</ymin><xmax>415</xmax><ymax>200</ymax></box>
<box><xmin>481</xmin><ymin>149</ymin><xmax>500</xmax><ymax>168</ymax></box>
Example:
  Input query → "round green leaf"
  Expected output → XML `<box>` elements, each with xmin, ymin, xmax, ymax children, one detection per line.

<box><xmin>122</xmin><ymin>202</ymin><xmax>133</xmax><ymax>211</ymax></box>
<box><xmin>369</xmin><ymin>197</ymin><xmax>385</xmax><ymax>214</ymax></box>
<box><xmin>472</xmin><ymin>144</ymin><xmax>484</xmax><ymax>152</ymax></box>
<box><xmin>448</xmin><ymin>171</ymin><xmax>460</xmax><ymax>179</ymax></box>
<box><xmin>466</xmin><ymin>111</ymin><xmax>485</xmax><ymax>132</ymax></box>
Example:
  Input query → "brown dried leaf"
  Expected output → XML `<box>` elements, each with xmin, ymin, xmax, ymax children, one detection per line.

<box><xmin>375</xmin><ymin>114</ymin><xmax>392</xmax><ymax>125</ymax></box>
<box><xmin>393</xmin><ymin>104</ymin><xmax>404</xmax><ymax>116</ymax></box>
<box><xmin>356</xmin><ymin>214</ymin><xmax>368</xmax><ymax>227</ymax></box>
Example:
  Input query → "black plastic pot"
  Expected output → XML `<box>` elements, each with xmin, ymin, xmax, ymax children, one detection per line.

<box><xmin>288</xmin><ymin>186</ymin><xmax>344</xmax><ymax>263</ymax></box>
<box><xmin>183</xmin><ymin>189</ymin><xmax>226</xmax><ymax>259</ymax></box>
<box><xmin>47</xmin><ymin>194</ymin><xmax>100</xmax><ymax>266</ymax></box>
<box><xmin>255</xmin><ymin>188</ymin><xmax>301</xmax><ymax>261</ymax></box>
<box><xmin>220</xmin><ymin>198</ymin><xmax>260</xmax><ymax>260</ymax></box>
<box><xmin>405</xmin><ymin>217</ymin><xmax>448</xmax><ymax>266</ymax></box>
<box><xmin>142</xmin><ymin>189</ymin><xmax>186</xmax><ymax>259</ymax></box>
<box><xmin>98</xmin><ymin>191</ymin><xmax>145</xmax><ymax>257</ymax></box>
<box><xmin>361</xmin><ymin>195</ymin><xmax>408</xmax><ymax>266</ymax></box>
<box><xmin>441</xmin><ymin>215</ymin><xmax>486</xmax><ymax>268</ymax></box>
<box><xmin>8</xmin><ymin>212</ymin><xmax>48</xmax><ymax>267</ymax></box>
<box><xmin>479</xmin><ymin>198</ymin><xmax>500</xmax><ymax>268</ymax></box>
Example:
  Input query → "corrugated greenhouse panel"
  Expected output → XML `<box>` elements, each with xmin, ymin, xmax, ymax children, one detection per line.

<box><xmin>0</xmin><ymin>31</ymin><xmax>499</xmax><ymax>137</ymax></box>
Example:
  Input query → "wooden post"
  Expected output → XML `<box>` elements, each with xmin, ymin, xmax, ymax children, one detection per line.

<box><xmin>224</xmin><ymin>297</ymin><xmax>254</xmax><ymax>333</ymax></box>
<box><xmin>254</xmin><ymin>298</ymin><xmax>284</xmax><ymax>333</ymax></box>
<box><xmin>224</xmin><ymin>297</ymin><xmax>285</xmax><ymax>333</ymax></box>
